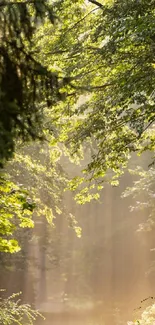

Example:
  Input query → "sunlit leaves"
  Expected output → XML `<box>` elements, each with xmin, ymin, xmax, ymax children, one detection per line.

<box><xmin>6</xmin><ymin>141</ymin><xmax>83</xmax><ymax>238</ymax></box>
<box><xmin>0</xmin><ymin>173</ymin><xmax>35</xmax><ymax>253</ymax></box>
<box><xmin>0</xmin><ymin>239</ymin><xmax>20</xmax><ymax>253</ymax></box>
<box><xmin>32</xmin><ymin>0</ymin><xmax>155</xmax><ymax>194</ymax></box>
<box><xmin>0</xmin><ymin>292</ymin><xmax>43</xmax><ymax>325</ymax></box>
<box><xmin>8</xmin><ymin>144</ymin><xmax>66</xmax><ymax>221</ymax></box>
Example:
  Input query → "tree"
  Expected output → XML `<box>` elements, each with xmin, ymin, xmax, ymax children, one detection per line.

<box><xmin>33</xmin><ymin>0</ymin><xmax>155</xmax><ymax>195</ymax></box>
<box><xmin>0</xmin><ymin>0</ymin><xmax>61</xmax><ymax>167</ymax></box>
<box><xmin>1</xmin><ymin>0</ymin><xmax>155</xmax><ymax>190</ymax></box>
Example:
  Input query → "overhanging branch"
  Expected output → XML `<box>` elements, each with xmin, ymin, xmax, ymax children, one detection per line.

<box><xmin>88</xmin><ymin>0</ymin><xmax>104</xmax><ymax>9</ymax></box>
<box><xmin>69</xmin><ymin>82</ymin><xmax>113</xmax><ymax>92</ymax></box>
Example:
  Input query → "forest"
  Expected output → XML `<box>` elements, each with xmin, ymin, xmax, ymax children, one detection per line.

<box><xmin>0</xmin><ymin>0</ymin><xmax>155</xmax><ymax>324</ymax></box>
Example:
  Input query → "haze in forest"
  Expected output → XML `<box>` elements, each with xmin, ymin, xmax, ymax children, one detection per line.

<box><xmin>1</xmin><ymin>1</ymin><xmax>155</xmax><ymax>325</ymax></box>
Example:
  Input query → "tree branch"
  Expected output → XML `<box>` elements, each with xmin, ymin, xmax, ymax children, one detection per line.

<box><xmin>88</xmin><ymin>0</ymin><xmax>104</xmax><ymax>9</ymax></box>
<box><xmin>69</xmin><ymin>82</ymin><xmax>113</xmax><ymax>92</ymax></box>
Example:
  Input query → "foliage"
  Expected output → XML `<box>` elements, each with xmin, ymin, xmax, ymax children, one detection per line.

<box><xmin>0</xmin><ymin>0</ymin><xmax>61</xmax><ymax>167</ymax></box>
<box><xmin>0</xmin><ymin>291</ymin><xmax>43</xmax><ymax>325</ymax></box>
<box><xmin>0</xmin><ymin>173</ymin><xmax>35</xmax><ymax>253</ymax></box>
<box><xmin>8</xmin><ymin>143</ymin><xmax>64</xmax><ymax>222</ymax></box>
<box><xmin>1</xmin><ymin>0</ymin><xmax>155</xmax><ymax>195</ymax></box>
<box><xmin>5</xmin><ymin>141</ymin><xmax>82</xmax><ymax>235</ymax></box>
<box><xmin>0</xmin><ymin>133</ymin><xmax>82</xmax><ymax>254</ymax></box>
<box><xmin>33</xmin><ymin>0</ymin><xmax>155</xmax><ymax>197</ymax></box>
<box><xmin>1</xmin><ymin>0</ymin><xmax>155</xmax><ymax>201</ymax></box>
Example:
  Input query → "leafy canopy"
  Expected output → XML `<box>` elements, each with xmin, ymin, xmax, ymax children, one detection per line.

<box><xmin>2</xmin><ymin>0</ymin><xmax>155</xmax><ymax>195</ymax></box>
<box><xmin>1</xmin><ymin>0</ymin><xmax>155</xmax><ymax>241</ymax></box>
<box><xmin>34</xmin><ymin>0</ymin><xmax>155</xmax><ymax>195</ymax></box>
